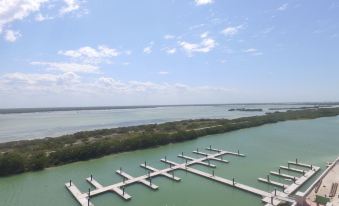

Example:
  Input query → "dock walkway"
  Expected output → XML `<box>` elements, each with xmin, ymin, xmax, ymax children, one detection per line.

<box><xmin>66</xmin><ymin>147</ymin><xmax>318</xmax><ymax>206</ymax></box>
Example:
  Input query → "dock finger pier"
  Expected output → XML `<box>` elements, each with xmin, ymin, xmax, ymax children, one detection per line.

<box><xmin>65</xmin><ymin>146</ymin><xmax>320</xmax><ymax>206</ymax></box>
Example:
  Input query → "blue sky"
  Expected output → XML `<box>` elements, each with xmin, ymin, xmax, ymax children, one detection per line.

<box><xmin>1</xmin><ymin>0</ymin><xmax>339</xmax><ymax>108</ymax></box>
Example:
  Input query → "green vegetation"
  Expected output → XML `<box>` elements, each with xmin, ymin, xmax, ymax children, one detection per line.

<box><xmin>1</xmin><ymin>107</ymin><xmax>339</xmax><ymax>176</ymax></box>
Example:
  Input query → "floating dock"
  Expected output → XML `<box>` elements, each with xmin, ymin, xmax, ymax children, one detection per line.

<box><xmin>258</xmin><ymin>160</ymin><xmax>320</xmax><ymax>205</ymax></box>
<box><xmin>66</xmin><ymin>147</ymin><xmax>319</xmax><ymax>206</ymax></box>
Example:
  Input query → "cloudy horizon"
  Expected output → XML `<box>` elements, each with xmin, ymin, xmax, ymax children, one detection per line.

<box><xmin>1</xmin><ymin>0</ymin><xmax>339</xmax><ymax>108</ymax></box>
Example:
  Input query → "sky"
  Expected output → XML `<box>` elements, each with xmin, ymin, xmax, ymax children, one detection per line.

<box><xmin>1</xmin><ymin>0</ymin><xmax>339</xmax><ymax>108</ymax></box>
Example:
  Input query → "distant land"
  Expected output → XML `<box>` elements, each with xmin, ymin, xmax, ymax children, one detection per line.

<box><xmin>1</xmin><ymin>107</ymin><xmax>339</xmax><ymax>176</ymax></box>
<box><xmin>0</xmin><ymin>102</ymin><xmax>338</xmax><ymax>114</ymax></box>
<box><xmin>228</xmin><ymin>108</ymin><xmax>263</xmax><ymax>112</ymax></box>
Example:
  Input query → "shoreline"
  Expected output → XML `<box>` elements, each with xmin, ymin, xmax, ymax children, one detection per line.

<box><xmin>1</xmin><ymin>102</ymin><xmax>338</xmax><ymax>114</ymax></box>
<box><xmin>1</xmin><ymin>107</ymin><xmax>339</xmax><ymax>177</ymax></box>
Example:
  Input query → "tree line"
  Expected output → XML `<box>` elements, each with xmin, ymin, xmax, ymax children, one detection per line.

<box><xmin>1</xmin><ymin>107</ymin><xmax>339</xmax><ymax>176</ymax></box>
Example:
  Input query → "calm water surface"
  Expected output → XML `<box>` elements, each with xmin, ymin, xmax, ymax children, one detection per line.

<box><xmin>0</xmin><ymin>105</ymin><xmax>267</xmax><ymax>142</ymax></box>
<box><xmin>0</xmin><ymin>116</ymin><xmax>338</xmax><ymax>206</ymax></box>
<box><xmin>0</xmin><ymin>104</ymin><xmax>320</xmax><ymax>142</ymax></box>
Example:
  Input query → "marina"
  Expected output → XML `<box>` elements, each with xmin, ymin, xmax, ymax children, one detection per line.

<box><xmin>2</xmin><ymin>116</ymin><xmax>339</xmax><ymax>206</ymax></box>
<box><xmin>66</xmin><ymin>147</ymin><xmax>320</xmax><ymax>206</ymax></box>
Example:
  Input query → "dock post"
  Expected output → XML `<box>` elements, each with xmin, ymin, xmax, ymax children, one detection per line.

<box><xmin>150</xmin><ymin>177</ymin><xmax>152</xmax><ymax>186</ymax></box>
<box><xmin>232</xmin><ymin>178</ymin><xmax>235</xmax><ymax>186</ymax></box>
<box><xmin>69</xmin><ymin>180</ymin><xmax>72</xmax><ymax>187</ymax></box>
<box><xmin>311</xmin><ymin>165</ymin><xmax>313</xmax><ymax>170</ymax></box>
<box><xmin>238</xmin><ymin>149</ymin><xmax>240</xmax><ymax>155</ymax></box>
<box><xmin>88</xmin><ymin>198</ymin><xmax>90</xmax><ymax>206</ymax></box>
<box><xmin>279</xmin><ymin>168</ymin><xmax>281</xmax><ymax>174</ymax></box>
<box><xmin>212</xmin><ymin>170</ymin><xmax>214</xmax><ymax>176</ymax></box>
<box><xmin>274</xmin><ymin>189</ymin><xmax>277</xmax><ymax>196</ymax></box>
<box><xmin>296</xmin><ymin>158</ymin><xmax>298</xmax><ymax>164</ymax></box>
<box><xmin>267</xmin><ymin>175</ymin><xmax>270</xmax><ymax>182</ymax></box>
<box><xmin>88</xmin><ymin>188</ymin><xmax>91</xmax><ymax>198</ymax></box>
<box><xmin>271</xmin><ymin>196</ymin><xmax>273</xmax><ymax>204</ymax></box>
<box><xmin>90</xmin><ymin>174</ymin><xmax>93</xmax><ymax>181</ymax></box>
<box><xmin>182</xmin><ymin>152</ymin><xmax>184</xmax><ymax>156</ymax></box>
<box><xmin>209</xmin><ymin>145</ymin><xmax>212</xmax><ymax>150</ymax></box>
<box><xmin>172</xmin><ymin>171</ymin><xmax>175</xmax><ymax>178</ymax></box>
<box><xmin>145</xmin><ymin>161</ymin><xmax>147</xmax><ymax>167</ymax></box>
<box><xmin>123</xmin><ymin>186</ymin><xmax>125</xmax><ymax>195</ymax></box>
<box><xmin>303</xmin><ymin>170</ymin><xmax>305</xmax><ymax>176</ymax></box>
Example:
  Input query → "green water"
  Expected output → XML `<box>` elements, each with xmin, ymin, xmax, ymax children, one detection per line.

<box><xmin>1</xmin><ymin>116</ymin><xmax>339</xmax><ymax>206</ymax></box>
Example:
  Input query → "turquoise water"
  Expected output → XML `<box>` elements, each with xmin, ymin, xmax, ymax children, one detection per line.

<box><xmin>0</xmin><ymin>116</ymin><xmax>338</xmax><ymax>206</ymax></box>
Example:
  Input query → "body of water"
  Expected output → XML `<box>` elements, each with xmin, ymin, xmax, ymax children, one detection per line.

<box><xmin>0</xmin><ymin>116</ymin><xmax>338</xmax><ymax>206</ymax></box>
<box><xmin>0</xmin><ymin>104</ymin><xmax>320</xmax><ymax>142</ymax></box>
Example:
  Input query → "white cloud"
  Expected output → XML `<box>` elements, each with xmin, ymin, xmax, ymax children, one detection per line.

<box><xmin>164</xmin><ymin>34</ymin><xmax>175</xmax><ymax>40</ymax></box>
<box><xmin>35</xmin><ymin>13</ymin><xmax>53</xmax><ymax>21</ymax></box>
<box><xmin>165</xmin><ymin>48</ymin><xmax>176</xmax><ymax>54</ymax></box>
<box><xmin>4</xmin><ymin>29</ymin><xmax>21</xmax><ymax>42</ymax></box>
<box><xmin>158</xmin><ymin>71</ymin><xmax>169</xmax><ymax>75</ymax></box>
<box><xmin>0</xmin><ymin>72</ymin><xmax>82</xmax><ymax>94</ymax></box>
<box><xmin>59</xmin><ymin>0</ymin><xmax>80</xmax><ymax>15</ymax></box>
<box><xmin>0</xmin><ymin>0</ymin><xmax>86</xmax><ymax>40</ymax></box>
<box><xmin>222</xmin><ymin>25</ymin><xmax>243</xmax><ymax>37</ymax></box>
<box><xmin>0</xmin><ymin>72</ymin><xmax>237</xmax><ymax>106</ymax></box>
<box><xmin>243</xmin><ymin>48</ymin><xmax>263</xmax><ymax>56</ymax></box>
<box><xmin>143</xmin><ymin>46</ymin><xmax>152</xmax><ymax>54</ymax></box>
<box><xmin>179</xmin><ymin>37</ymin><xmax>216</xmax><ymax>55</ymax></box>
<box><xmin>143</xmin><ymin>42</ymin><xmax>154</xmax><ymax>54</ymax></box>
<box><xmin>278</xmin><ymin>3</ymin><xmax>288</xmax><ymax>11</ymax></box>
<box><xmin>0</xmin><ymin>73</ymin><xmax>233</xmax><ymax>95</ymax></box>
<box><xmin>31</xmin><ymin>61</ymin><xmax>100</xmax><ymax>73</ymax></box>
<box><xmin>2</xmin><ymin>72</ymin><xmax>80</xmax><ymax>85</ymax></box>
<box><xmin>244</xmin><ymin>48</ymin><xmax>257</xmax><ymax>53</ymax></box>
<box><xmin>0</xmin><ymin>0</ymin><xmax>49</xmax><ymax>32</ymax></box>
<box><xmin>195</xmin><ymin>0</ymin><xmax>214</xmax><ymax>6</ymax></box>
<box><xmin>200</xmin><ymin>31</ymin><xmax>209</xmax><ymax>38</ymax></box>
<box><xmin>58</xmin><ymin>45</ymin><xmax>120</xmax><ymax>64</ymax></box>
